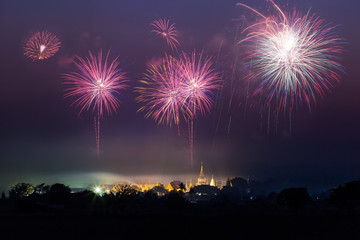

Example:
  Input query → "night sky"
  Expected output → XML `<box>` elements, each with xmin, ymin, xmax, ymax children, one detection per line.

<box><xmin>0</xmin><ymin>0</ymin><xmax>359</xmax><ymax>193</ymax></box>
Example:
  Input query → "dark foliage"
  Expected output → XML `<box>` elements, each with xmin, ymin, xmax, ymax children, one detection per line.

<box><xmin>328</xmin><ymin>180</ymin><xmax>360</xmax><ymax>208</ymax></box>
<box><xmin>276</xmin><ymin>188</ymin><xmax>313</xmax><ymax>209</ymax></box>
<box><xmin>47</xmin><ymin>183</ymin><xmax>72</xmax><ymax>204</ymax></box>
<box><xmin>2</xmin><ymin>181</ymin><xmax>360</xmax><ymax>238</ymax></box>
<box><xmin>8</xmin><ymin>183</ymin><xmax>34</xmax><ymax>199</ymax></box>
<box><xmin>1</xmin><ymin>191</ymin><xmax>5</xmax><ymax>200</ymax></box>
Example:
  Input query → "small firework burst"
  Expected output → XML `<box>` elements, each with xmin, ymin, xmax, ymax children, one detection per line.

<box><xmin>24</xmin><ymin>31</ymin><xmax>61</xmax><ymax>61</ymax></box>
<box><xmin>151</xmin><ymin>18</ymin><xmax>180</xmax><ymax>51</ymax></box>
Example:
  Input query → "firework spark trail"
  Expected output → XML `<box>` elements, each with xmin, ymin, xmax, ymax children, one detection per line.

<box><xmin>63</xmin><ymin>50</ymin><xmax>128</xmax><ymax>156</ymax></box>
<box><xmin>24</xmin><ymin>31</ymin><xmax>61</xmax><ymax>61</ymax></box>
<box><xmin>151</xmin><ymin>18</ymin><xmax>180</xmax><ymax>51</ymax></box>
<box><xmin>213</xmin><ymin>41</ymin><xmax>224</xmax><ymax>120</ymax></box>
<box><xmin>213</xmin><ymin>18</ymin><xmax>245</xmax><ymax>145</ymax></box>
<box><xmin>227</xmin><ymin>54</ymin><xmax>238</xmax><ymax>139</ymax></box>
<box><xmin>187</xmin><ymin>119</ymin><xmax>194</xmax><ymax>166</ymax></box>
<box><xmin>289</xmin><ymin>107</ymin><xmax>292</xmax><ymax>135</ymax></box>
<box><xmin>212</xmin><ymin>40</ymin><xmax>224</xmax><ymax>113</ymax></box>
<box><xmin>97</xmin><ymin>110</ymin><xmax>101</xmax><ymax>155</ymax></box>
<box><xmin>275</xmin><ymin>90</ymin><xmax>280</xmax><ymax>135</ymax></box>
<box><xmin>237</xmin><ymin>1</ymin><xmax>345</xmax><ymax>129</ymax></box>
<box><xmin>212</xmin><ymin>41</ymin><xmax>225</xmax><ymax>147</ymax></box>
<box><xmin>226</xmin><ymin>22</ymin><xmax>245</xmax><ymax>139</ymax></box>
<box><xmin>267</xmin><ymin>105</ymin><xmax>271</xmax><ymax>138</ymax></box>
<box><xmin>94</xmin><ymin>116</ymin><xmax>100</xmax><ymax>155</ymax></box>
<box><xmin>212</xmin><ymin>73</ymin><xmax>224</xmax><ymax>148</ymax></box>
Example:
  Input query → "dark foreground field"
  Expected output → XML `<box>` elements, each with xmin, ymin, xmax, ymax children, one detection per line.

<box><xmin>1</xmin><ymin>202</ymin><xmax>360</xmax><ymax>239</ymax></box>
<box><xmin>2</xmin><ymin>181</ymin><xmax>360</xmax><ymax>239</ymax></box>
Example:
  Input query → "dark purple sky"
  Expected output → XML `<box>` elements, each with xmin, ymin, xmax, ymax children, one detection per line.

<box><xmin>0</xmin><ymin>0</ymin><xmax>359</xmax><ymax>192</ymax></box>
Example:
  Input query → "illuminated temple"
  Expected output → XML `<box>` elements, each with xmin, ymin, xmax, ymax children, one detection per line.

<box><xmin>196</xmin><ymin>162</ymin><xmax>208</xmax><ymax>186</ymax></box>
<box><xmin>97</xmin><ymin>162</ymin><xmax>223</xmax><ymax>194</ymax></box>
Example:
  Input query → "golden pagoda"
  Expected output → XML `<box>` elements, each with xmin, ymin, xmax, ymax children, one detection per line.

<box><xmin>196</xmin><ymin>162</ymin><xmax>208</xmax><ymax>185</ymax></box>
<box><xmin>210</xmin><ymin>175</ymin><xmax>215</xmax><ymax>187</ymax></box>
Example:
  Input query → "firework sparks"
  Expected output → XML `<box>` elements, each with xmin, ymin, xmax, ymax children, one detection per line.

<box><xmin>136</xmin><ymin>55</ymin><xmax>189</xmax><ymax>134</ymax></box>
<box><xmin>238</xmin><ymin>1</ymin><xmax>345</xmax><ymax>112</ymax></box>
<box><xmin>24</xmin><ymin>31</ymin><xmax>61</xmax><ymax>61</ymax></box>
<box><xmin>62</xmin><ymin>50</ymin><xmax>128</xmax><ymax>155</ymax></box>
<box><xmin>151</xmin><ymin>18</ymin><xmax>180</xmax><ymax>51</ymax></box>
<box><xmin>179</xmin><ymin>51</ymin><xmax>222</xmax><ymax>117</ymax></box>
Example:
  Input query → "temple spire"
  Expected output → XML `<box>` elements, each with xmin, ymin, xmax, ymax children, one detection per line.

<box><xmin>196</xmin><ymin>162</ymin><xmax>207</xmax><ymax>185</ymax></box>
<box><xmin>210</xmin><ymin>175</ymin><xmax>215</xmax><ymax>187</ymax></box>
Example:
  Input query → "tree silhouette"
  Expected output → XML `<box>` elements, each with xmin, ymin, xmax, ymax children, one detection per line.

<box><xmin>277</xmin><ymin>188</ymin><xmax>313</xmax><ymax>209</ymax></box>
<box><xmin>165</xmin><ymin>191</ymin><xmax>188</xmax><ymax>210</ymax></box>
<box><xmin>1</xmin><ymin>191</ymin><xmax>5</xmax><ymax>200</ymax></box>
<box><xmin>47</xmin><ymin>183</ymin><xmax>71</xmax><ymax>204</ymax></box>
<box><xmin>115</xmin><ymin>185</ymin><xmax>137</xmax><ymax>196</ymax></box>
<box><xmin>9</xmin><ymin>183</ymin><xmax>34</xmax><ymax>199</ymax></box>
<box><xmin>328</xmin><ymin>180</ymin><xmax>360</xmax><ymax>208</ymax></box>
<box><xmin>179</xmin><ymin>182</ymin><xmax>186</xmax><ymax>193</ymax></box>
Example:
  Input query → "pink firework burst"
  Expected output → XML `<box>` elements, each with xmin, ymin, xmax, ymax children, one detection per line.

<box><xmin>179</xmin><ymin>51</ymin><xmax>222</xmax><ymax>117</ymax></box>
<box><xmin>151</xmin><ymin>18</ymin><xmax>180</xmax><ymax>51</ymax></box>
<box><xmin>137</xmin><ymin>51</ymin><xmax>221</xmax><ymax>165</ymax></box>
<box><xmin>178</xmin><ymin>51</ymin><xmax>222</xmax><ymax>165</ymax></box>
<box><xmin>62</xmin><ymin>50</ymin><xmax>128</xmax><ymax>155</ymax></box>
<box><xmin>24</xmin><ymin>31</ymin><xmax>61</xmax><ymax>61</ymax></box>
<box><xmin>136</xmin><ymin>55</ymin><xmax>190</xmax><ymax>134</ymax></box>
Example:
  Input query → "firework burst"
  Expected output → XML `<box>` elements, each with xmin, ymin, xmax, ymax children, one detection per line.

<box><xmin>136</xmin><ymin>51</ymin><xmax>221</xmax><ymax>165</ymax></box>
<box><xmin>179</xmin><ymin>51</ymin><xmax>222</xmax><ymax>117</ymax></box>
<box><xmin>62</xmin><ymin>50</ymin><xmax>128</xmax><ymax>155</ymax></box>
<box><xmin>136</xmin><ymin>55</ymin><xmax>189</xmax><ymax>135</ymax></box>
<box><xmin>238</xmin><ymin>1</ymin><xmax>345</xmax><ymax>111</ymax></box>
<box><xmin>151</xmin><ymin>18</ymin><xmax>180</xmax><ymax>51</ymax></box>
<box><xmin>24</xmin><ymin>31</ymin><xmax>61</xmax><ymax>61</ymax></box>
<box><xmin>178</xmin><ymin>51</ymin><xmax>222</xmax><ymax>165</ymax></box>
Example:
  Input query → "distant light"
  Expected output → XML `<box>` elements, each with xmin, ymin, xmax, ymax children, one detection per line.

<box><xmin>94</xmin><ymin>187</ymin><xmax>101</xmax><ymax>194</ymax></box>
